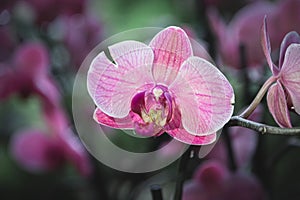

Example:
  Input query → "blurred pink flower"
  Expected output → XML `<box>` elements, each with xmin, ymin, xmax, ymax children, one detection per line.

<box><xmin>0</xmin><ymin>42</ymin><xmax>59</xmax><ymax>107</ymax></box>
<box><xmin>10</xmin><ymin>129</ymin><xmax>65</xmax><ymax>172</ymax></box>
<box><xmin>208</xmin><ymin>2</ymin><xmax>276</xmax><ymax>69</ymax></box>
<box><xmin>10</xmin><ymin>106</ymin><xmax>92</xmax><ymax>176</ymax></box>
<box><xmin>10</xmin><ymin>126</ymin><xmax>91</xmax><ymax>176</ymax></box>
<box><xmin>274</xmin><ymin>0</ymin><xmax>300</xmax><ymax>42</ymax></box>
<box><xmin>185</xmin><ymin>106</ymin><xmax>265</xmax><ymax>199</ymax></box>
<box><xmin>88</xmin><ymin>26</ymin><xmax>234</xmax><ymax>145</ymax></box>
<box><xmin>208</xmin><ymin>0</ymin><xmax>300</xmax><ymax>70</ymax></box>
<box><xmin>42</xmin><ymin>106</ymin><xmax>92</xmax><ymax>177</ymax></box>
<box><xmin>1</xmin><ymin>42</ymin><xmax>92</xmax><ymax>176</ymax></box>
<box><xmin>262</xmin><ymin>19</ymin><xmax>300</xmax><ymax>128</ymax></box>
<box><xmin>183</xmin><ymin>160</ymin><xmax>266</xmax><ymax>200</ymax></box>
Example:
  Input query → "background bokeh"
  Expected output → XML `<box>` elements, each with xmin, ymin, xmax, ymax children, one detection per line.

<box><xmin>1</xmin><ymin>0</ymin><xmax>300</xmax><ymax>200</ymax></box>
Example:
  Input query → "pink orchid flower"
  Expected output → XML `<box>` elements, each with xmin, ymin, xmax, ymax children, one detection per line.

<box><xmin>87</xmin><ymin>26</ymin><xmax>234</xmax><ymax>145</ymax></box>
<box><xmin>262</xmin><ymin>19</ymin><xmax>300</xmax><ymax>128</ymax></box>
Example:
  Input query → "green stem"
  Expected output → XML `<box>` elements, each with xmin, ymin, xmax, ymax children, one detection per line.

<box><xmin>174</xmin><ymin>146</ymin><xmax>195</xmax><ymax>200</ymax></box>
<box><xmin>239</xmin><ymin>76</ymin><xmax>277</xmax><ymax>119</ymax></box>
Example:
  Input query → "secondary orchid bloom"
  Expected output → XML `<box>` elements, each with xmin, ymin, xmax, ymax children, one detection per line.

<box><xmin>262</xmin><ymin>18</ymin><xmax>300</xmax><ymax>127</ymax></box>
<box><xmin>87</xmin><ymin>26</ymin><xmax>234</xmax><ymax>145</ymax></box>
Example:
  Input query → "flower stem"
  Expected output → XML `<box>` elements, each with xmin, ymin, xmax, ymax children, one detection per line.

<box><xmin>239</xmin><ymin>76</ymin><xmax>277</xmax><ymax>118</ymax></box>
<box><xmin>174</xmin><ymin>146</ymin><xmax>195</xmax><ymax>200</ymax></box>
<box><xmin>151</xmin><ymin>184</ymin><xmax>163</xmax><ymax>200</ymax></box>
<box><xmin>227</xmin><ymin>116</ymin><xmax>300</xmax><ymax>135</ymax></box>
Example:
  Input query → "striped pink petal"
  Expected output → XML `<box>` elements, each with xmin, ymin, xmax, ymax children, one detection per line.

<box><xmin>267</xmin><ymin>82</ymin><xmax>292</xmax><ymax>128</ymax></box>
<box><xmin>166</xmin><ymin>129</ymin><xmax>216</xmax><ymax>145</ymax></box>
<box><xmin>93</xmin><ymin>107</ymin><xmax>134</xmax><ymax>129</ymax></box>
<box><xmin>261</xmin><ymin>17</ymin><xmax>279</xmax><ymax>75</ymax></box>
<box><xmin>280</xmin><ymin>43</ymin><xmax>300</xmax><ymax>115</ymax></box>
<box><xmin>87</xmin><ymin>41</ymin><xmax>154</xmax><ymax>118</ymax></box>
<box><xmin>149</xmin><ymin>26</ymin><xmax>193</xmax><ymax>85</ymax></box>
<box><xmin>169</xmin><ymin>56</ymin><xmax>234</xmax><ymax>135</ymax></box>
<box><xmin>278</xmin><ymin>31</ymin><xmax>300</xmax><ymax>68</ymax></box>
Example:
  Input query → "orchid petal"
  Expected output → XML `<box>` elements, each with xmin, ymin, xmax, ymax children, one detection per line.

<box><xmin>261</xmin><ymin>17</ymin><xmax>279</xmax><ymax>75</ymax></box>
<box><xmin>87</xmin><ymin>51</ymin><xmax>111</xmax><ymax>98</ymax></box>
<box><xmin>279</xmin><ymin>31</ymin><xmax>300</xmax><ymax>68</ymax></box>
<box><xmin>169</xmin><ymin>56</ymin><xmax>234</xmax><ymax>135</ymax></box>
<box><xmin>149</xmin><ymin>26</ymin><xmax>193</xmax><ymax>85</ymax></box>
<box><xmin>166</xmin><ymin>129</ymin><xmax>216</xmax><ymax>145</ymax></box>
<box><xmin>280</xmin><ymin>43</ymin><xmax>300</xmax><ymax>115</ymax></box>
<box><xmin>165</xmin><ymin>105</ymin><xmax>216</xmax><ymax>145</ymax></box>
<box><xmin>87</xmin><ymin>41</ymin><xmax>154</xmax><ymax>118</ymax></box>
<box><xmin>93</xmin><ymin>107</ymin><xmax>134</xmax><ymax>129</ymax></box>
<box><xmin>267</xmin><ymin>82</ymin><xmax>292</xmax><ymax>128</ymax></box>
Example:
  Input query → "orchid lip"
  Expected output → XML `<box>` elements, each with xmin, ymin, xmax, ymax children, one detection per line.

<box><xmin>130</xmin><ymin>84</ymin><xmax>174</xmax><ymax>135</ymax></box>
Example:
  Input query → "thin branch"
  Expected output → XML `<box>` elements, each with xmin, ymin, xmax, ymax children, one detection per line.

<box><xmin>227</xmin><ymin>116</ymin><xmax>300</xmax><ymax>135</ymax></box>
<box><xmin>239</xmin><ymin>76</ymin><xmax>276</xmax><ymax>118</ymax></box>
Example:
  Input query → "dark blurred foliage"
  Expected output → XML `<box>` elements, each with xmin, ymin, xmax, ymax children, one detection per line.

<box><xmin>1</xmin><ymin>0</ymin><xmax>300</xmax><ymax>200</ymax></box>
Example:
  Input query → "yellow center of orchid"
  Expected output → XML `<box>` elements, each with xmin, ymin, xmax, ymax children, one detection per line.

<box><xmin>141</xmin><ymin>87</ymin><xmax>167</xmax><ymax>127</ymax></box>
<box><xmin>142</xmin><ymin>108</ymin><xmax>167</xmax><ymax>127</ymax></box>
